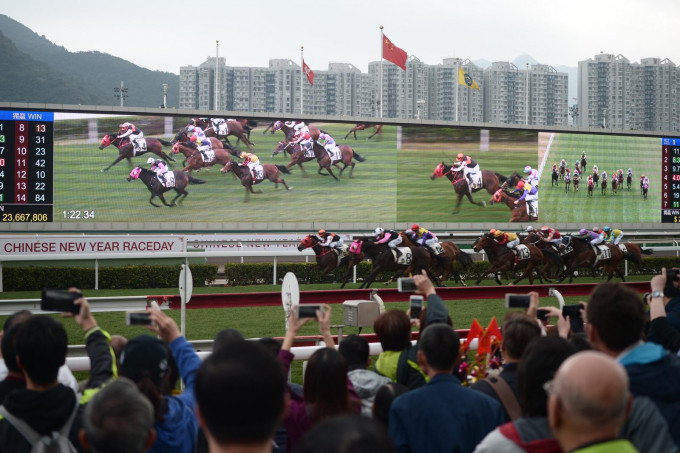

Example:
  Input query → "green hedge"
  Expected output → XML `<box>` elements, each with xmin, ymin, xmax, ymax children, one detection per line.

<box><xmin>3</xmin><ymin>264</ymin><xmax>218</xmax><ymax>291</ymax></box>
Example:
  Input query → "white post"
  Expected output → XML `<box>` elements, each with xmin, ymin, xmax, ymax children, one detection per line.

<box><xmin>120</xmin><ymin>81</ymin><xmax>124</xmax><ymax>107</ymax></box>
<box><xmin>300</xmin><ymin>46</ymin><xmax>304</xmax><ymax>115</ymax></box>
<box><xmin>215</xmin><ymin>41</ymin><xmax>219</xmax><ymax>111</ymax></box>
<box><xmin>455</xmin><ymin>58</ymin><xmax>460</xmax><ymax>122</ymax></box>
<box><xmin>273</xmin><ymin>256</ymin><xmax>278</xmax><ymax>285</ymax></box>
<box><xmin>380</xmin><ymin>26</ymin><xmax>384</xmax><ymax>118</ymax></box>
<box><xmin>525</xmin><ymin>63</ymin><xmax>530</xmax><ymax>125</ymax></box>
<box><xmin>162</xmin><ymin>83</ymin><xmax>168</xmax><ymax>108</ymax></box>
<box><xmin>95</xmin><ymin>259</ymin><xmax>99</xmax><ymax>290</ymax></box>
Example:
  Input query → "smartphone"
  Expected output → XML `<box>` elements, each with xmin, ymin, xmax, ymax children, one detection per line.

<box><xmin>664</xmin><ymin>268</ymin><xmax>680</xmax><ymax>297</ymax></box>
<box><xmin>41</xmin><ymin>289</ymin><xmax>82</xmax><ymax>314</ymax></box>
<box><xmin>126</xmin><ymin>311</ymin><xmax>153</xmax><ymax>326</ymax></box>
<box><xmin>504</xmin><ymin>294</ymin><xmax>531</xmax><ymax>309</ymax></box>
<box><xmin>296</xmin><ymin>304</ymin><xmax>322</xmax><ymax>318</ymax></box>
<box><xmin>562</xmin><ymin>304</ymin><xmax>584</xmax><ymax>333</ymax></box>
<box><xmin>397</xmin><ymin>277</ymin><xmax>417</xmax><ymax>292</ymax></box>
<box><xmin>409</xmin><ymin>295</ymin><xmax>424</xmax><ymax>319</ymax></box>
<box><xmin>536</xmin><ymin>308</ymin><xmax>549</xmax><ymax>322</ymax></box>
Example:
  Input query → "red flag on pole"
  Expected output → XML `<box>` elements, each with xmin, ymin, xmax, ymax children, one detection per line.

<box><xmin>382</xmin><ymin>34</ymin><xmax>407</xmax><ymax>70</ymax></box>
<box><xmin>302</xmin><ymin>59</ymin><xmax>314</xmax><ymax>85</ymax></box>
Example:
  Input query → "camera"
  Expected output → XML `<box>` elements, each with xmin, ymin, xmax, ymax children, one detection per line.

<box><xmin>125</xmin><ymin>311</ymin><xmax>153</xmax><ymax>326</ymax></box>
<box><xmin>505</xmin><ymin>294</ymin><xmax>531</xmax><ymax>309</ymax></box>
<box><xmin>296</xmin><ymin>304</ymin><xmax>322</xmax><ymax>318</ymax></box>
<box><xmin>536</xmin><ymin>308</ymin><xmax>549</xmax><ymax>322</ymax></box>
<box><xmin>397</xmin><ymin>278</ymin><xmax>417</xmax><ymax>292</ymax></box>
<box><xmin>41</xmin><ymin>289</ymin><xmax>82</xmax><ymax>314</ymax></box>
<box><xmin>562</xmin><ymin>304</ymin><xmax>584</xmax><ymax>333</ymax></box>
<box><xmin>664</xmin><ymin>268</ymin><xmax>680</xmax><ymax>298</ymax></box>
<box><xmin>409</xmin><ymin>295</ymin><xmax>423</xmax><ymax>319</ymax></box>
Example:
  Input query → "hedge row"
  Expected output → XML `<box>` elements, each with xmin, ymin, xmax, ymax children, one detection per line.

<box><xmin>3</xmin><ymin>264</ymin><xmax>218</xmax><ymax>291</ymax></box>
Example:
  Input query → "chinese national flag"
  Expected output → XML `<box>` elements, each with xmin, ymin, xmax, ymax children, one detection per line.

<box><xmin>302</xmin><ymin>59</ymin><xmax>314</xmax><ymax>85</ymax></box>
<box><xmin>382</xmin><ymin>34</ymin><xmax>407</xmax><ymax>70</ymax></box>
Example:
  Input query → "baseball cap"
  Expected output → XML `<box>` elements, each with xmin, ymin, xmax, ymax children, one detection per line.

<box><xmin>120</xmin><ymin>335</ymin><xmax>169</xmax><ymax>386</ymax></box>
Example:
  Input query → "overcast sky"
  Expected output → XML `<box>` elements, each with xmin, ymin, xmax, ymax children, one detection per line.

<box><xmin>3</xmin><ymin>0</ymin><xmax>679</xmax><ymax>74</ymax></box>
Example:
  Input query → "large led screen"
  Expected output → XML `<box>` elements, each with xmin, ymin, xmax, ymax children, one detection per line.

<box><xmin>0</xmin><ymin>107</ymin><xmax>672</xmax><ymax>232</ymax></box>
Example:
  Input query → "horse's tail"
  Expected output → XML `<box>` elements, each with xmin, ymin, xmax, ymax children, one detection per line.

<box><xmin>276</xmin><ymin>165</ymin><xmax>292</xmax><ymax>175</ymax></box>
<box><xmin>247</xmin><ymin>120</ymin><xmax>258</xmax><ymax>128</ymax></box>
<box><xmin>623</xmin><ymin>252</ymin><xmax>641</xmax><ymax>265</ymax></box>
<box><xmin>641</xmin><ymin>248</ymin><xmax>653</xmax><ymax>255</ymax></box>
<box><xmin>228</xmin><ymin>149</ymin><xmax>240</xmax><ymax>157</ymax></box>
<box><xmin>457</xmin><ymin>249</ymin><xmax>473</xmax><ymax>268</ymax></box>
<box><xmin>352</xmin><ymin>150</ymin><xmax>366</xmax><ymax>162</ymax></box>
<box><xmin>158</xmin><ymin>139</ymin><xmax>173</xmax><ymax>146</ymax></box>
<box><xmin>187</xmin><ymin>175</ymin><xmax>207</xmax><ymax>185</ymax></box>
<box><xmin>495</xmin><ymin>172</ymin><xmax>508</xmax><ymax>184</ymax></box>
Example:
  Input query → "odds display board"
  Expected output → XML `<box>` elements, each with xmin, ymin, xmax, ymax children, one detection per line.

<box><xmin>0</xmin><ymin>106</ymin><xmax>675</xmax><ymax>232</ymax></box>
<box><xmin>0</xmin><ymin>110</ymin><xmax>54</xmax><ymax>223</ymax></box>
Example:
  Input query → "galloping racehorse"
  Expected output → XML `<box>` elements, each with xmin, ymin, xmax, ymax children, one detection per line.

<box><xmin>472</xmin><ymin>233</ymin><xmax>545</xmax><ymax>285</ymax></box>
<box><xmin>170</xmin><ymin>142</ymin><xmax>234</xmax><ymax>173</ymax></box>
<box><xmin>642</xmin><ymin>180</ymin><xmax>649</xmax><ymax>199</ymax></box>
<box><xmin>627</xmin><ymin>172</ymin><xmax>632</xmax><ymax>190</ymax></box>
<box><xmin>220</xmin><ymin>160</ymin><xmax>292</xmax><ymax>202</ymax></box>
<box><xmin>99</xmin><ymin>134</ymin><xmax>175</xmax><ymax>172</ymax></box>
<box><xmin>431</xmin><ymin>163</ymin><xmax>506</xmax><ymax>214</ymax></box>
<box><xmin>551</xmin><ymin>166</ymin><xmax>559</xmax><ymax>187</ymax></box>
<box><xmin>399</xmin><ymin>233</ymin><xmax>473</xmax><ymax>286</ymax></box>
<box><xmin>611</xmin><ymin>174</ymin><xmax>619</xmax><ymax>195</ymax></box>
<box><xmin>272</xmin><ymin>141</ymin><xmax>317</xmax><ymax>176</ymax></box>
<box><xmin>559</xmin><ymin>163</ymin><xmax>566</xmax><ymax>180</ymax></box>
<box><xmin>564</xmin><ymin>171</ymin><xmax>571</xmax><ymax>192</ymax></box>
<box><xmin>587</xmin><ymin>177</ymin><xmax>594</xmax><ymax>197</ymax></box>
<box><xmin>191</xmin><ymin>118</ymin><xmax>254</xmax><ymax>150</ymax></box>
<box><xmin>355</xmin><ymin>239</ymin><xmax>434</xmax><ymax>289</ymax></box>
<box><xmin>557</xmin><ymin>236</ymin><xmax>625</xmax><ymax>283</ymax></box>
<box><xmin>522</xmin><ymin>231</ymin><xmax>565</xmax><ymax>280</ymax></box>
<box><xmin>573</xmin><ymin>172</ymin><xmax>580</xmax><ymax>192</ymax></box>
<box><xmin>304</xmin><ymin>141</ymin><xmax>364</xmax><ymax>181</ymax></box>
<box><xmin>601</xmin><ymin>176</ymin><xmax>607</xmax><ymax>195</ymax></box>
<box><xmin>126</xmin><ymin>167</ymin><xmax>205</xmax><ymax>207</ymax></box>
<box><xmin>297</xmin><ymin>235</ymin><xmax>364</xmax><ymax>287</ymax></box>
<box><xmin>580</xmin><ymin>155</ymin><xmax>587</xmax><ymax>173</ymax></box>
<box><xmin>615</xmin><ymin>242</ymin><xmax>654</xmax><ymax>273</ymax></box>
<box><xmin>344</xmin><ymin>124</ymin><xmax>382</xmax><ymax>140</ymax></box>
<box><xmin>268</xmin><ymin>121</ymin><xmax>323</xmax><ymax>141</ymax></box>
<box><xmin>489</xmin><ymin>189</ymin><xmax>529</xmax><ymax>222</ymax></box>
<box><xmin>171</xmin><ymin>129</ymin><xmax>224</xmax><ymax>150</ymax></box>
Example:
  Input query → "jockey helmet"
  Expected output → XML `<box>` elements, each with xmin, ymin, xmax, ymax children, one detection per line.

<box><xmin>516</xmin><ymin>180</ymin><xmax>525</xmax><ymax>190</ymax></box>
<box><xmin>489</xmin><ymin>228</ymin><xmax>496</xmax><ymax>234</ymax></box>
<box><xmin>493</xmin><ymin>230</ymin><xmax>503</xmax><ymax>238</ymax></box>
<box><xmin>375</xmin><ymin>227</ymin><xmax>384</xmax><ymax>236</ymax></box>
<box><xmin>582</xmin><ymin>151</ymin><xmax>586</xmax><ymax>156</ymax></box>
<box><xmin>186</xmin><ymin>125</ymin><xmax>195</xmax><ymax>132</ymax></box>
<box><xmin>526</xmin><ymin>226</ymin><xmax>534</xmax><ymax>232</ymax></box>
<box><xmin>641</xmin><ymin>174</ymin><xmax>645</xmax><ymax>178</ymax></box>
<box><xmin>146</xmin><ymin>157</ymin><xmax>155</xmax><ymax>164</ymax></box>
<box><xmin>284</xmin><ymin>121</ymin><xmax>295</xmax><ymax>127</ymax></box>
<box><xmin>579</xmin><ymin>229</ymin><xmax>587</xmax><ymax>235</ymax></box>
<box><xmin>318</xmin><ymin>229</ymin><xmax>326</xmax><ymax>235</ymax></box>
<box><xmin>240</xmin><ymin>152</ymin><xmax>248</xmax><ymax>159</ymax></box>
<box><xmin>456</xmin><ymin>153</ymin><xmax>464</xmax><ymax>161</ymax></box>
<box><xmin>541</xmin><ymin>226</ymin><xmax>549</xmax><ymax>232</ymax></box>
<box><xmin>523</xmin><ymin>166</ymin><xmax>532</xmax><ymax>173</ymax></box>
<box><xmin>411</xmin><ymin>224</ymin><xmax>419</xmax><ymax>231</ymax></box>
<box><xmin>604</xmin><ymin>226</ymin><xmax>611</xmax><ymax>232</ymax></box>
<box><xmin>189</xmin><ymin>135</ymin><xmax>198</xmax><ymax>142</ymax></box>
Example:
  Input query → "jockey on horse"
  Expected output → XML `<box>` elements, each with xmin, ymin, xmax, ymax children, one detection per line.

<box><xmin>453</xmin><ymin>153</ymin><xmax>482</xmax><ymax>189</ymax></box>
<box><xmin>317</xmin><ymin>131</ymin><xmax>342</xmax><ymax>161</ymax></box>
<box><xmin>523</xmin><ymin>165</ymin><xmax>539</xmax><ymax>188</ymax></box>
<box><xmin>406</xmin><ymin>224</ymin><xmax>442</xmax><ymax>259</ymax></box>
<box><xmin>375</xmin><ymin>227</ymin><xmax>403</xmax><ymax>260</ymax></box>
<box><xmin>210</xmin><ymin>118</ymin><xmax>228</xmax><ymax>136</ymax></box>
<box><xmin>147</xmin><ymin>157</ymin><xmax>169</xmax><ymax>186</ymax></box>
<box><xmin>313</xmin><ymin>229</ymin><xmax>344</xmax><ymax>253</ymax></box>
<box><xmin>240</xmin><ymin>151</ymin><xmax>261</xmax><ymax>180</ymax></box>
<box><xmin>117</xmin><ymin>122</ymin><xmax>144</xmax><ymax>154</ymax></box>
<box><xmin>603</xmin><ymin>226</ymin><xmax>624</xmax><ymax>246</ymax></box>
<box><xmin>538</xmin><ymin>225</ymin><xmax>565</xmax><ymax>251</ymax></box>
<box><xmin>514</xmin><ymin>180</ymin><xmax>538</xmax><ymax>221</ymax></box>
<box><xmin>491</xmin><ymin>229</ymin><xmax>520</xmax><ymax>253</ymax></box>
<box><xmin>187</xmin><ymin>125</ymin><xmax>213</xmax><ymax>158</ymax></box>
<box><xmin>293</xmin><ymin>129</ymin><xmax>313</xmax><ymax>154</ymax></box>
<box><xmin>575</xmin><ymin>228</ymin><xmax>605</xmax><ymax>255</ymax></box>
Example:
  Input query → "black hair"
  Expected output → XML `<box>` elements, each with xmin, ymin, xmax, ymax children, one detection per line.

<box><xmin>338</xmin><ymin>334</ymin><xmax>369</xmax><ymax>370</ymax></box>
<box><xmin>501</xmin><ymin>311</ymin><xmax>541</xmax><ymax>359</ymax></box>
<box><xmin>372</xmin><ymin>382</ymin><xmax>409</xmax><ymax>428</ymax></box>
<box><xmin>213</xmin><ymin>328</ymin><xmax>245</xmax><ymax>354</ymax></box>
<box><xmin>587</xmin><ymin>283</ymin><xmax>645</xmax><ymax>351</ymax></box>
<box><xmin>14</xmin><ymin>316</ymin><xmax>67</xmax><ymax>386</ymax></box>
<box><xmin>257</xmin><ymin>337</ymin><xmax>283</xmax><ymax>357</ymax></box>
<box><xmin>419</xmin><ymin>324</ymin><xmax>460</xmax><ymax>372</ymax></box>
<box><xmin>304</xmin><ymin>348</ymin><xmax>353</xmax><ymax>422</ymax></box>
<box><xmin>518</xmin><ymin>336</ymin><xmax>575</xmax><ymax>417</ymax></box>
<box><xmin>196</xmin><ymin>341</ymin><xmax>286</xmax><ymax>445</ymax></box>
<box><xmin>294</xmin><ymin>415</ymin><xmax>395</xmax><ymax>453</ymax></box>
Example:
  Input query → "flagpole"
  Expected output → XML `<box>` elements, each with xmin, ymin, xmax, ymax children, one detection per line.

<box><xmin>455</xmin><ymin>58</ymin><xmax>459</xmax><ymax>122</ymax></box>
<box><xmin>300</xmin><ymin>46</ymin><xmax>304</xmax><ymax>116</ymax></box>
<box><xmin>380</xmin><ymin>25</ymin><xmax>384</xmax><ymax>119</ymax></box>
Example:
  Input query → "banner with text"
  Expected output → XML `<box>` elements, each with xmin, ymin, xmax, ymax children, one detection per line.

<box><xmin>1</xmin><ymin>236</ymin><xmax>186</xmax><ymax>257</ymax></box>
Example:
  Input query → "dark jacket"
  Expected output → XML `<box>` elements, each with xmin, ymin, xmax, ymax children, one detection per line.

<box><xmin>470</xmin><ymin>362</ymin><xmax>519</xmax><ymax>423</ymax></box>
<box><xmin>620</xmin><ymin>341</ymin><xmax>680</xmax><ymax>446</ymax></box>
<box><xmin>0</xmin><ymin>327</ymin><xmax>114</xmax><ymax>453</ymax></box>
<box><xmin>648</xmin><ymin>316</ymin><xmax>680</xmax><ymax>353</ymax></box>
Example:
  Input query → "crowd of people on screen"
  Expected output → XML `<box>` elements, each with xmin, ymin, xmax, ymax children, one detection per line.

<box><xmin>1</xmin><ymin>268</ymin><xmax>680</xmax><ymax>453</ymax></box>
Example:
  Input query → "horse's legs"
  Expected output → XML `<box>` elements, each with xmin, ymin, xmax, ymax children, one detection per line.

<box><xmin>464</xmin><ymin>190</ymin><xmax>485</xmax><ymax>208</ymax></box>
<box><xmin>161</xmin><ymin>151</ymin><xmax>176</xmax><ymax>162</ymax></box>
<box><xmin>325</xmin><ymin>166</ymin><xmax>339</xmax><ymax>181</ymax></box>
<box><xmin>149</xmin><ymin>195</ymin><xmax>161</xmax><ymax>208</ymax></box>
<box><xmin>272</xmin><ymin>177</ymin><xmax>292</xmax><ymax>191</ymax></box>
<box><xmin>102</xmin><ymin>154</ymin><xmax>127</xmax><ymax>172</ymax></box>
<box><xmin>452</xmin><ymin>192</ymin><xmax>465</xmax><ymax>214</ymax></box>
<box><xmin>158</xmin><ymin>193</ymin><xmax>174</xmax><ymax>207</ymax></box>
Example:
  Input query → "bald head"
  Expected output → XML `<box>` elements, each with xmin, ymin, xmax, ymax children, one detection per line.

<box><xmin>553</xmin><ymin>351</ymin><xmax>629</xmax><ymax>426</ymax></box>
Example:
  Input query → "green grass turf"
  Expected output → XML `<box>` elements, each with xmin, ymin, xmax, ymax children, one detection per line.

<box><xmin>397</xmin><ymin>129</ymin><xmax>537</xmax><ymax>222</ymax></box>
<box><xmin>540</xmin><ymin>133</ymin><xmax>660</xmax><ymax>223</ymax></box>
<box><xmin>53</xmin><ymin>121</ymin><xmax>397</xmax><ymax>224</ymax></box>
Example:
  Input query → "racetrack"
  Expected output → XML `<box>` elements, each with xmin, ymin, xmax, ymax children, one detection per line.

<box><xmin>540</xmin><ymin>133</ymin><xmax>660</xmax><ymax>224</ymax></box>
<box><xmin>53</xmin><ymin>120</ymin><xmax>397</xmax><ymax>224</ymax></box>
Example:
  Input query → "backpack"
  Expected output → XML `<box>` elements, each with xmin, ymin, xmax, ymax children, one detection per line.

<box><xmin>0</xmin><ymin>402</ymin><xmax>79</xmax><ymax>453</ymax></box>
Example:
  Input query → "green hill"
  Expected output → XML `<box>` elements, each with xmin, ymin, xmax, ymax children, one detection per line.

<box><xmin>0</xmin><ymin>14</ymin><xmax>179</xmax><ymax>108</ymax></box>
<box><xmin>0</xmin><ymin>30</ymin><xmax>107</xmax><ymax>105</ymax></box>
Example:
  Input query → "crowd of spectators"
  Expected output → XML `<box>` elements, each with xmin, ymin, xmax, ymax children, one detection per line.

<box><xmin>1</xmin><ymin>268</ymin><xmax>680</xmax><ymax>453</ymax></box>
